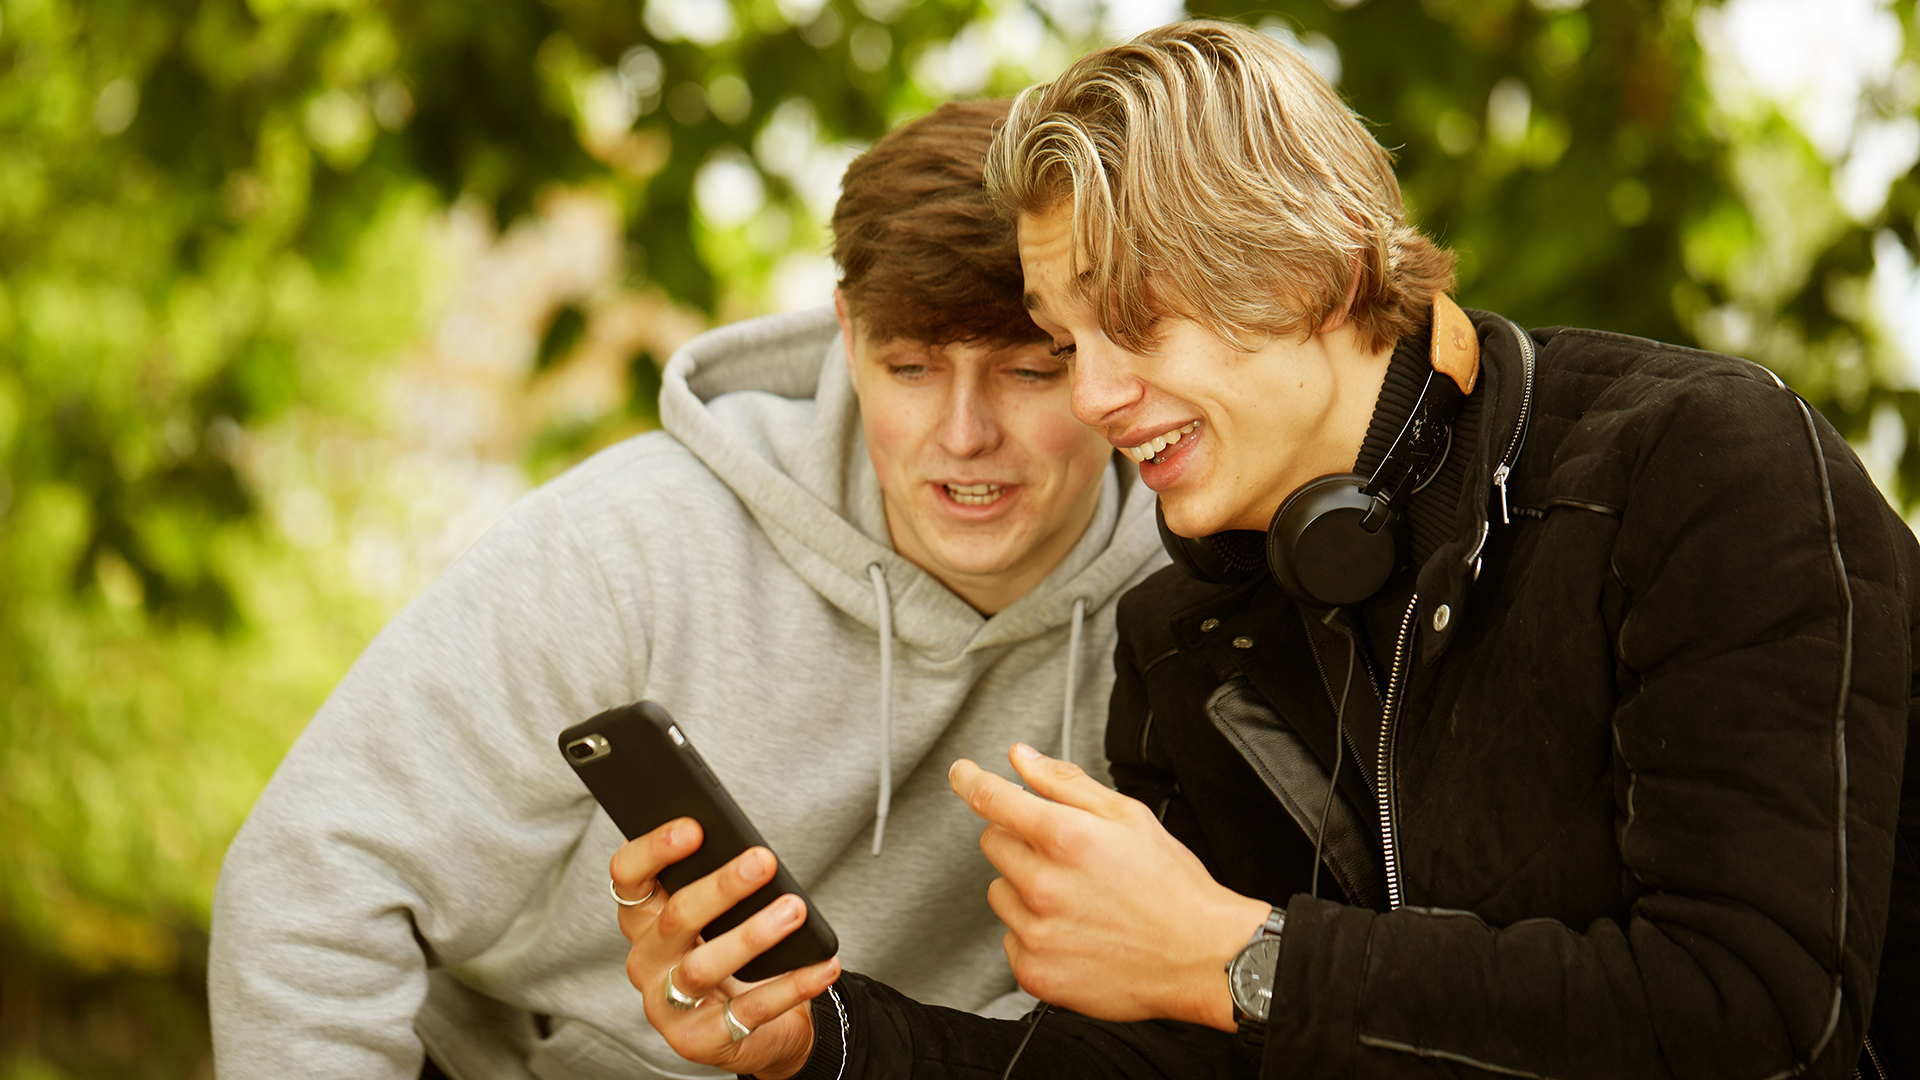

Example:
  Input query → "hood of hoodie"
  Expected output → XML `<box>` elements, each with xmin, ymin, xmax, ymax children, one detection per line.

<box><xmin>659</xmin><ymin>304</ymin><xmax>1163</xmax><ymax>661</ymax></box>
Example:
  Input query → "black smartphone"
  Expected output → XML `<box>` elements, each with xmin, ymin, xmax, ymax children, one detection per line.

<box><xmin>559</xmin><ymin>700</ymin><xmax>839</xmax><ymax>982</ymax></box>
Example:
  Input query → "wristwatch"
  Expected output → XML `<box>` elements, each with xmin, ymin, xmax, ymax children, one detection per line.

<box><xmin>1227</xmin><ymin>906</ymin><xmax>1287</xmax><ymax>1047</ymax></box>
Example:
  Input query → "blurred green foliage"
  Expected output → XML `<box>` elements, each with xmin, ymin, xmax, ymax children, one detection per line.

<box><xmin>2</xmin><ymin>0</ymin><xmax>1917</xmax><ymax>1076</ymax></box>
<box><xmin>1210</xmin><ymin>0</ymin><xmax>1920</xmax><ymax>467</ymax></box>
<box><xmin>0</xmin><ymin>0</ymin><xmax>1044</xmax><ymax>1072</ymax></box>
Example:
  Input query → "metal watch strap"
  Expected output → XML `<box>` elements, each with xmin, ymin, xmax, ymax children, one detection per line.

<box><xmin>1245</xmin><ymin>905</ymin><xmax>1287</xmax><ymax>947</ymax></box>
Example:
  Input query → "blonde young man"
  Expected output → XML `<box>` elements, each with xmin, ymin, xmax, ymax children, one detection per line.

<box><xmin>207</xmin><ymin>101</ymin><xmax>1167</xmax><ymax>1080</ymax></box>
<box><xmin>615</xmin><ymin>21</ymin><xmax>1916</xmax><ymax>1080</ymax></box>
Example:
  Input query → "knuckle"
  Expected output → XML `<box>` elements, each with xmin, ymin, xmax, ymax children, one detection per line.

<box><xmin>1022</xmin><ymin>870</ymin><xmax>1076</xmax><ymax>922</ymax></box>
<box><xmin>1050</xmin><ymin>816</ymin><xmax>1092</xmax><ymax>854</ymax></box>
<box><xmin>1048</xmin><ymin>757</ymin><xmax>1085</xmax><ymax>782</ymax></box>
<box><xmin>968</xmin><ymin>782</ymin><xmax>997</xmax><ymax>816</ymax></box>
<box><xmin>655</xmin><ymin>897</ymin><xmax>697</xmax><ymax>938</ymax></box>
<box><xmin>1010</xmin><ymin>955</ymin><xmax>1053</xmax><ymax>1001</ymax></box>
<box><xmin>1019</xmin><ymin>873</ymin><xmax>1056</xmax><ymax>916</ymax></box>
<box><xmin>1024</xmin><ymin>906</ymin><xmax>1062</xmax><ymax>949</ymax></box>
<box><xmin>746</xmin><ymin>913</ymin><xmax>787</xmax><ymax>952</ymax></box>
<box><xmin>675</xmin><ymin>951</ymin><xmax>707</xmax><ymax>988</ymax></box>
<box><xmin>610</xmin><ymin>844</ymin><xmax>644</xmax><ymax>883</ymax></box>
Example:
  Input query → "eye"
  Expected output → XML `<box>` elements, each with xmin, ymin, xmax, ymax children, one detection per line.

<box><xmin>1011</xmin><ymin>365</ymin><xmax>1064</xmax><ymax>384</ymax></box>
<box><xmin>886</xmin><ymin>363</ymin><xmax>929</xmax><ymax>380</ymax></box>
<box><xmin>1048</xmin><ymin>341</ymin><xmax>1076</xmax><ymax>359</ymax></box>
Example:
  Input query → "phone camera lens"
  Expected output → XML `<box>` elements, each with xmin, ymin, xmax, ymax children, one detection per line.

<box><xmin>563</xmin><ymin>733</ymin><xmax>611</xmax><ymax>764</ymax></box>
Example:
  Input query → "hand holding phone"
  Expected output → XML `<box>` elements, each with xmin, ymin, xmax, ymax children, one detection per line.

<box><xmin>560</xmin><ymin>701</ymin><xmax>839</xmax><ymax>982</ymax></box>
<box><xmin>609</xmin><ymin>822</ymin><xmax>838</xmax><ymax>1079</ymax></box>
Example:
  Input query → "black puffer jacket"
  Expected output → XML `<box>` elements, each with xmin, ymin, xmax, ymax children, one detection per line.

<box><xmin>804</xmin><ymin>313</ymin><xmax>1920</xmax><ymax>1080</ymax></box>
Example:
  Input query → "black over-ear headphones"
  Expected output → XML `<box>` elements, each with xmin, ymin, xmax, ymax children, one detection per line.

<box><xmin>1157</xmin><ymin>367</ymin><xmax>1465</xmax><ymax>608</ymax></box>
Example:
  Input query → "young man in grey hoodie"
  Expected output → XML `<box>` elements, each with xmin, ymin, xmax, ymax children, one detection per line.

<box><xmin>207</xmin><ymin>100</ymin><xmax>1167</xmax><ymax>1080</ymax></box>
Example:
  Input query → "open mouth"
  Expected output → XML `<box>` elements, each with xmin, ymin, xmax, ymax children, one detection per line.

<box><xmin>944</xmin><ymin>482</ymin><xmax>1007</xmax><ymax>506</ymax></box>
<box><xmin>1123</xmin><ymin>421</ymin><xmax>1200</xmax><ymax>464</ymax></box>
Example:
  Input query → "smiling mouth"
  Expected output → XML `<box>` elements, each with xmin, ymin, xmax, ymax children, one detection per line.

<box><xmin>1122</xmin><ymin>421</ymin><xmax>1200</xmax><ymax>464</ymax></box>
<box><xmin>945</xmin><ymin>482</ymin><xmax>1008</xmax><ymax>506</ymax></box>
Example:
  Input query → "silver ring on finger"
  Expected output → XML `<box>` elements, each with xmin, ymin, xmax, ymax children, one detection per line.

<box><xmin>664</xmin><ymin>964</ymin><xmax>706</xmax><ymax>1011</ymax></box>
<box><xmin>611</xmin><ymin>879</ymin><xmax>657</xmax><ymax>907</ymax></box>
<box><xmin>723</xmin><ymin>999</ymin><xmax>753</xmax><ymax>1043</ymax></box>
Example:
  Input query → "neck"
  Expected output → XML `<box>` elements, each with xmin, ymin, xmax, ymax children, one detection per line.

<box><xmin>1276</xmin><ymin>322</ymin><xmax>1395</xmax><ymax>513</ymax></box>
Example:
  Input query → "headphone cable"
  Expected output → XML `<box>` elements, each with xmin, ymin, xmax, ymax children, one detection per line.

<box><xmin>1000</xmin><ymin>1001</ymin><xmax>1051</xmax><ymax>1080</ymax></box>
<box><xmin>1310</xmin><ymin>618</ymin><xmax>1357</xmax><ymax>901</ymax></box>
<box><xmin>1003</xmin><ymin>619</ymin><xmax>1351</xmax><ymax>1078</ymax></box>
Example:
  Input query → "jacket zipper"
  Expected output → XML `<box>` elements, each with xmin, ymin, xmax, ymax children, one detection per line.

<box><xmin>1377</xmin><ymin>596</ymin><xmax>1418</xmax><ymax>910</ymax></box>
<box><xmin>1856</xmin><ymin>1033</ymin><xmax>1887</xmax><ymax>1080</ymax></box>
<box><xmin>1374</xmin><ymin>316</ymin><xmax>1537</xmax><ymax>910</ymax></box>
<box><xmin>1489</xmin><ymin>318</ymin><xmax>1536</xmax><ymax>525</ymax></box>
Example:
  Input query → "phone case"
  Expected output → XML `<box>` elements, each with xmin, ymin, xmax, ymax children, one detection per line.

<box><xmin>559</xmin><ymin>701</ymin><xmax>838</xmax><ymax>982</ymax></box>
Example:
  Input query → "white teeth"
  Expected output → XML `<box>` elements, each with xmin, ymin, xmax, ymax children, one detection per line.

<box><xmin>945</xmin><ymin>482</ymin><xmax>1006</xmax><ymax>506</ymax></box>
<box><xmin>1125</xmin><ymin>421</ymin><xmax>1198</xmax><ymax>463</ymax></box>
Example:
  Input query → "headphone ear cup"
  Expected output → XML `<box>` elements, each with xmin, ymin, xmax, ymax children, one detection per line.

<box><xmin>1156</xmin><ymin>500</ymin><xmax>1267</xmax><ymax>585</ymax></box>
<box><xmin>1267</xmin><ymin>474</ymin><xmax>1404</xmax><ymax>607</ymax></box>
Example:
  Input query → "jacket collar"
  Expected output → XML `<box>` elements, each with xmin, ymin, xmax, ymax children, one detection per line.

<box><xmin>1353</xmin><ymin>297</ymin><xmax>1484</xmax><ymax>569</ymax></box>
<box><xmin>1406</xmin><ymin>308</ymin><xmax>1537</xmax><ymax>666</ymax></box>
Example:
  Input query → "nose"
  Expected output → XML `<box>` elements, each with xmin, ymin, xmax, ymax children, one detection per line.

<box><xmin>936</xmin><ymin>371</ymin><xmax>1002</xmax><ymax>458</ymax></box>
<box><xmin>1069</xmin><ymin>341</ymin><xmax>1142</xmax><ymax>428</ymax></box>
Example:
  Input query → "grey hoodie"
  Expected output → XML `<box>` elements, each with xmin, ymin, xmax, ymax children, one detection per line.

<box><xmin>208</xmin><ymin>306</ymin><xmax>1168</xmax><ymax>1079</ymax></box>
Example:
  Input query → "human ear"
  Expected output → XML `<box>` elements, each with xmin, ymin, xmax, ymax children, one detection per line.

<box><xmin>1316</xmin><ymin>252</ymin><xmax>1364</xmax><ymax>334</ymax></box>
<box><xmin>835</xmin><ymin>289</ymin><xmax>858</xmax><ymax>379</ymax></box>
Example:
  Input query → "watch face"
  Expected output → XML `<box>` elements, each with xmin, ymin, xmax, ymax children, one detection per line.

<box><xmin>1229</xmin><ymin>937</ymin><xmax>1282</xmax><ymax>1023</ymax></box>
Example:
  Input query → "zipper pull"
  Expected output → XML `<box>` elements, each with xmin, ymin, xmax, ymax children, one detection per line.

<box><xmin>1493</xmin><ymin>463</ymin><xmax>1511</xmax><ymax>524</ymax></box>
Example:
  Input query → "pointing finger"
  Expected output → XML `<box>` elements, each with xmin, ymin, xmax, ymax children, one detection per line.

<box><xmin>949</xmin><ymin>757</ymin><xmax>1059</xmax><ymax>839</ymax></box>
<box><xmin>1007</xmin><ymin>743</ymin><xmax>1138</xmax><ymax>820</ymax></box>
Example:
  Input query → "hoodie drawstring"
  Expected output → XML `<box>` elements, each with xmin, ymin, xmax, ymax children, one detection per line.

<box><xmin>864</xmin><ymin>577</ymin><xmax>1089</xmax><ymax>858</ymax></box>
<box><xmin>1060</xmin><ymin>597</ymin><xmax>1087</xmax><ymax>768</ymax></box>
<box><xmin>867</xmin><ymin>563</ymin><xmax>894</xmax><ymax>856</ymax></box>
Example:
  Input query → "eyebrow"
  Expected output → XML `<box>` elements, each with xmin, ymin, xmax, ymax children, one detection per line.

<box><xmin>1023</xmin><ymin>268</ymin><xmax>1097</xmax><ymax>315</ymax></box>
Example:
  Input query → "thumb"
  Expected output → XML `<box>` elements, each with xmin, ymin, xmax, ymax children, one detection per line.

<box><xmin>1008</xmin><ymin>743</ymin><xmax>1128</xmax><ymax>818</ymax></box>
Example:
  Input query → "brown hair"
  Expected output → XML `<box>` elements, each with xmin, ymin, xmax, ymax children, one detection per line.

<box><xmin>832</xmin><ymin>99</ymin><xmax>1043</xmax><ymax>346</ymax></box>
<box><xmin>985</xmin><ymin>20</ymin><xmax>1456</xmax><ymax>355</ymax></box>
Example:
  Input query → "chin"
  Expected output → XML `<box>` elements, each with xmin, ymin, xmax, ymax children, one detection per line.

<box><xmin>930</xmin><ymin>551</ymin><xmax>1019</xmax><ymax>581</ymax></box>
<box><xmin>1171</xmin><ymin>506</ymin><xmax>1260</xmax><ymax>539</ymax></box>
<box><xmin>1157</xmin><ymin>499</ymin><xmax>1219</xmax><ymax>539</ymax></box>
<box><xmin>923</xmin><ymin>537</ymin><xmax>1024</xmax><ymax>580</ymax></box>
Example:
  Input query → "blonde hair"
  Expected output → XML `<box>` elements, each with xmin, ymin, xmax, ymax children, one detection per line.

<box><xmin>986</xmin><ymin>19</ymin><xmax>1456</xmax><ymax>354</ymax></box>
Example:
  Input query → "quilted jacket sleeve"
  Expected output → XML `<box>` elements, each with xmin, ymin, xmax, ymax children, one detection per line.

<box><xmin>811</xmin><ymin>973</ymin><xmax>1241</xmax><ymax>1079</ymax></box>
